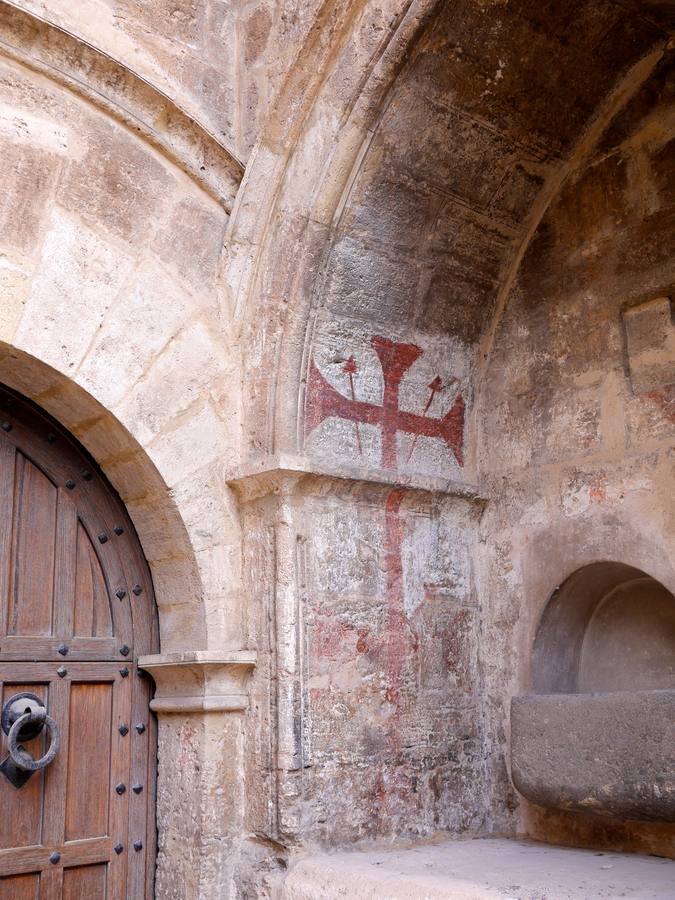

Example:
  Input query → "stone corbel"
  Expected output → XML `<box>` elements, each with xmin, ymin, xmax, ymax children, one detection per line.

<box><xmin>137</xmin><ymin>650</ymin><xmax>257</xmax><ymax>713</ymax></box>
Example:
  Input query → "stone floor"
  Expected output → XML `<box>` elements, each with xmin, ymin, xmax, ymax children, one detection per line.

<box><xmin>280</xmin><ymin>837</ymin><xmax>675</xmax><ymax>899</ymax></box>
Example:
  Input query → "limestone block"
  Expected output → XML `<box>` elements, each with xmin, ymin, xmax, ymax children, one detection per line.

<box><xmin>170</xmin><ymin>463</ymin><xmax>240</xmax><ymax>553</ymax></box>
<box><xmin>322</xmin><ymin>235</ymin><xmax>420</xmax><ymax>327</ymax></box>
<box><xmin>344</xmin><ymin>168</ymin><xmax>440</xmax><ymax>252</ymax></box>
<box><xmin>153</xmin><ymin>711</ymin><xmax>247</xmax><ymax>900</ymax></box>
<box><xmin>14</xmin><ymin>209</ymin><xmax>135</xmax><ymax>371</ymax></box>
<box><xmin>59</xmin><ymin>118</ymin><xmax>172</xmax><ymax>244</ymax></box>
<box><xmin>419</xmin><ymin>264</ymin><xmax>497</xmax><ymax>345</ymax></box>
<box><xmin>281</xmin><ymin>839</ymin><xmax>675</xmax><ymax>900</ymax></box>
<box><xmin>138</xmin><ymin>650</ymin><xmax>256</xmax><ymax>713</ymax></box>
<box><xmin>76</xmin><ymin>262</ymin><xmax>192</xmax><ymax>408</ymax></box>
<box><xmin>151</xmin><ymin>197</ymin><xmax>227</xmax><ymax>286</ymax></box>
<box><xmin>115</xmin><ymin>320</ymin><xmax>228</xmax><ymax>444</ymax></box>
<box><xmin>0</xmin><ymin>252</ymin><xmax>31</xmax><ymax>340</ymax></box>
<box><xmin>537</xmin><ymin>388</ymin><xmax>603</xmax><ymax>465</ymax></box>
<box><xmin>623</xmin><ymin>297</ymin><xmax>675</xmax><ymax>394</ymax></box>
<box><xmin>0</xmin><ymin>141</ymin><xmax>61</xmax><ymax>257</ymax></box>
<box><xmin>147</xmin><ymin>400</ymin><xmax>229</xmax><ymax>486</ymax></box>
<box><xmin>153</xmin><ymin>599</ymin><xmax>207</xmax><ymax>654</ymax></box>
<box><xmin>511</xmin><ymin>691</ymin><xmax>675</xmax><ymax>822</ymax></box>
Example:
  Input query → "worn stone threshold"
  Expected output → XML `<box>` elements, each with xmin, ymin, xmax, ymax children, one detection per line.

<box><xmin>280</xmin><ymin>837</ymin><xmax>675</xmax><ymax>899</ymax></box>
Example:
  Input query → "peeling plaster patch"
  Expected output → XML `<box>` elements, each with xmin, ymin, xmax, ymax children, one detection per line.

<box><xmin>401</xmin><ymin>512</ymin><xmax>437</xmax><ymax>617</ymax></box>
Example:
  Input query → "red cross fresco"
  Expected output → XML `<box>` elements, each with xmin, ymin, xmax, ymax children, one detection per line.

<box><xmin>305</xmin><ymin>335</ymin><xmax>464</xmax><ymax>468</ymax></box>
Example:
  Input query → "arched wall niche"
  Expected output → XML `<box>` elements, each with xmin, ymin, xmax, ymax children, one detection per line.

<box><xmin>221</xmin><ymin>0</ymin><xmax>675</xmax><ymax>872</ymax></box>
<box><xmin>474</xmin><ymin>32</ymin><xmax>675</xmax><ymax>857</ymax></box>
<box><xmin>226</xmin><ymin>0</ymin><xmax>441</xmax><ymax>456</ymax></box>
<box><xmin>533</xmin><ymin>561</ymin><xmax>675</xmax><ymax>695</ymax></box>
<box><xmin>512</xmin><ymin>560</ymin><xmax>675</xmax><ymax>828</ymax></box>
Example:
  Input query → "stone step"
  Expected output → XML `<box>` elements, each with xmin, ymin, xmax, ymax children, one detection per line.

<box><xmin>281</xmin><ymin>838</ymin><xmax>675</xmax><ymax>900</ymax></box>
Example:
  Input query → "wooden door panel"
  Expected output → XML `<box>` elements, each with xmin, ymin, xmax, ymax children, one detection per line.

<box><xmin>1</xmin><ymin>872</ymin><xmax>41</xmax><ymax>899</ymax></box>
<box><xmin>0</xmin><ymin>838</ymin><xmax>112</xmax><ymax>877</ymax></box>
<box><xmin>0</xmin><ymin>439</ymin><xmax>15</xmax><ymax>636</ymax></box>
<box><xmin>74</xmin><ymin>524</ymin><xmax>113</xmax><ymax>639</ymax></box>
<box><xmin>1</xmin><ymin>454</ymin><xmax>134</xmax><ymax>655</ymax></box>
<box><xmin>0</xmin><ymin>638</ymin><xmax>121</xmax><ymax>663</ymax></box>
<box><xmin>8</xmin><ymin>453</ymin><xmax>58</xmax><ymax>637</ymax></box>
<box><xmin>0</xmin><ymin>668</ymin><xmax>133</xmax><ymax>883</ymax></box>
<box><xmin>0</xmin><ymin>681</ymin><xmax>49</xmax><ymax>851</ymax></box>
<box><xmin>62</xmin><ymin>863</ymin><xmax>107</xmax><ymax>900</ymax></box>
<box><xmin>0</xmin><ymin>386</ymin><xmax>157</xmax><ymax>898</ymax></box>
<box><xmin>64</xmin><ymin>682</ymin><xmax>113</xmax><ymax>842</ymax></box>
<box><xmin>51</xmin><ymin>495</ymin><xmax>77</xmax><ymax>650</ymax></box>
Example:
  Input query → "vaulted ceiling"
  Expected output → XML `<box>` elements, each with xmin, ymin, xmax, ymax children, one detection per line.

<box><xmin>321</xmin><ymin>0</ymin><xmax>673</xmax><ymax>353</ymax></box>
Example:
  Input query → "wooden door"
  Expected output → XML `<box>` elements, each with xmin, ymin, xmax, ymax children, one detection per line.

<box><xmin>0</xmin><ymin>386</ymin><xmax>158</xmax><ymax>899</ymax></box>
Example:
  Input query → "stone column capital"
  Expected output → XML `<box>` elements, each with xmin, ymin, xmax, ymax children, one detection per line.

<box><xmin>138</xmin><ymin>650</ymin><xmax>257</xmax><ymax>713</ymax></box>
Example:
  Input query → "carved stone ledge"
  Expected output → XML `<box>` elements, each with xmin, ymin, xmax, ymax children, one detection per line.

<box><xmin>138</xmin><ymin>650</ymin><xmax>256</xmax><ymax>714</ymax></box>
<box><xmin>226</xmin><ymin>453</ymin><xmax>486</xmax><ymax>504</ymax></box>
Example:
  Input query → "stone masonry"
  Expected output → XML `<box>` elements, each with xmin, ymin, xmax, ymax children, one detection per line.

<box><xmin>0</xmin><ymin>0</ymin><xmax>672</xmax><ymax>896</ymax></box>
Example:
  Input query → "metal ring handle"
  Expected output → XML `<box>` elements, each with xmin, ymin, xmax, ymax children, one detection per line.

<box><xmin>7</xmin><ymin>710</ymin><xmax>60</xmax><ymax>772</ymax></box>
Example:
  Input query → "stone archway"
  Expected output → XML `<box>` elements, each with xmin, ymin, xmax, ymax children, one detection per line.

<box><xmin>0</xmin><ymin>346</ymin><xmax>255</xmax><ymax>897</ymax></box>
<box><xmin>0</xmin><ymin>8</ymin><xmax>257</xmax><ymax>891</ymax></box>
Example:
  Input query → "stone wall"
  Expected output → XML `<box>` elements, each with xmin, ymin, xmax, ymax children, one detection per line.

<box><xmin>477</xmin><ymin>47</ymin><xmax>675</xmax><ymax>857</ymax></box>
<box><xmin>297</xmin><ymin>0</ymin><xmax>666</xmax><ymax>481</ymax></box>
<box><xmin>17</xmin><ymin>0</ymin><xmax>323</xmax><ymax>160</ymax></box>
<box><xmin>0</xmin><ymin>44</ymin><xmax>241</xmax><ymax>650</ymax></box>
<box><xmin>0</xmin><ymin>0</ymin><xmax>672</xmax><ymax>896</ymax></box>
<box><xmin>235</xmin><ymin>474</ymin><xmax>484</xmax><ymax>869</ymax></box>
<box><xmin>0</xmin><ymin>28</ymin><xmax>250</xmax><ymax>895</ymax></box>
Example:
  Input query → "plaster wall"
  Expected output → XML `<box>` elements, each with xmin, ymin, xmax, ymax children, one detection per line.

<box><xmin>236</xmin><ymin>475</ymin><xmax>484</xmax><ymax>870</ymax></box>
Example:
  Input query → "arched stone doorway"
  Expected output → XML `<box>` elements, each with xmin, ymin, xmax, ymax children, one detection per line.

<box><xmin>0</xmin><ymin>383</ymin><xmax>158</xmax><ymax>897</ymax></box>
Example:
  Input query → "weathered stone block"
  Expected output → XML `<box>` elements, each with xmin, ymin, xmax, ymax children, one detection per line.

<box><xmin>0</xmin><ymin>142</ymin><xmax>60</xmax><ymax>256</ymax></box>
<box><xmin>623</xmin><ymin>297</ymin><xmax>675</xmax><ymax>394</ymax></box>
<box><xmin>511</xmin><ymin>691</ymin><xmax>675</xmax><ymax>822</ymax></box>
<box><xmin>14</xmin><ymin>209</ymin><xmax>135</xmax><ymax>371</ymax></box>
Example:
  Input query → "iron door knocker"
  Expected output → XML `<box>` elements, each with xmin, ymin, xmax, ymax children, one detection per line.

<box><xmin>1</xmin><ymin>693</ymin><xmax>60</xmax><ymax>788</ymax></box>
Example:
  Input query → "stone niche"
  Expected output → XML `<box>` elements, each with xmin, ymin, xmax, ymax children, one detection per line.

<box><xmin>511</xmin><ymin>562</ymin><xmax>675</xmax><ymax>822</ymax></box>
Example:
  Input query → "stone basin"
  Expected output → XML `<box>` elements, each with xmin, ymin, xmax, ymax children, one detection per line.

<box><xmin>510</xmin><ymin>690</ymin><xmax>675</xmax><ymax>822</ymax></box>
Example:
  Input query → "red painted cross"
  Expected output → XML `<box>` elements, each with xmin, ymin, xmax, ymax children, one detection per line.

<box><xmin>305</xmin><ymin>335</ymin><xmax>464</xmax><ymax>468</ymax></box>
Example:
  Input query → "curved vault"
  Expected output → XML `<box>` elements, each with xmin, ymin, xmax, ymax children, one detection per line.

<box><xmin>0</xmin><ymin>0</ymin><xmax>244</xmax><ymax>209</ymax></box>
<box><xmin>230</xmin><ymin>0</ymin><xmax>673</xmax><ymax>480</ymax></box>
